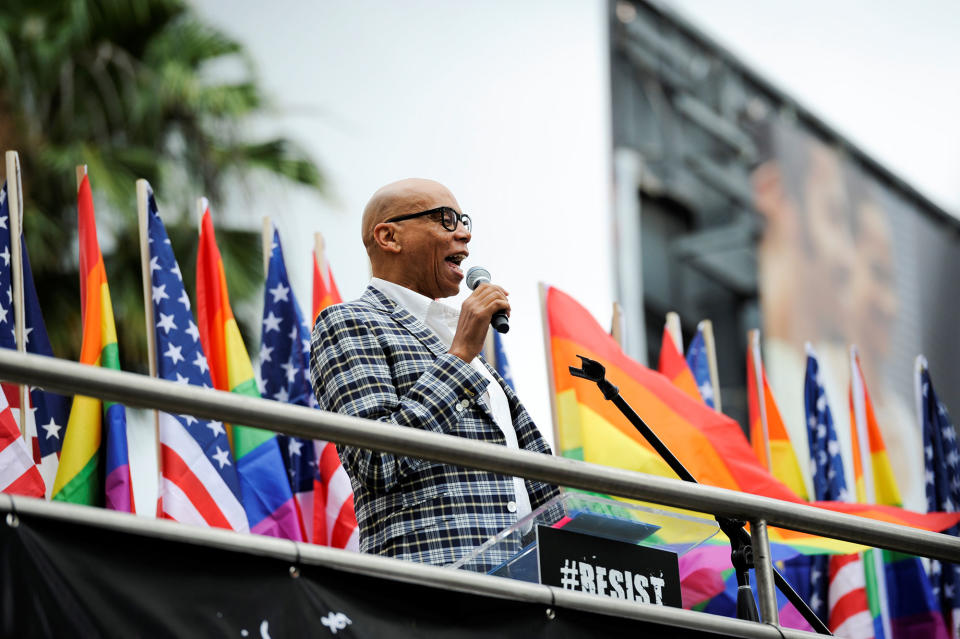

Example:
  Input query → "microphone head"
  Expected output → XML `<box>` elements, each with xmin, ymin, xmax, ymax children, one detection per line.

<box><xmin>465</xmin><ymin>266</ymin><xmax>491</xmax><ymax>290</ymax></box>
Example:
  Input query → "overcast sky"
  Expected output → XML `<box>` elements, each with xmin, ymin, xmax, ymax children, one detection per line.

<box><xmin>666</xmin><ymin>0</ymin><xmax>960</xmax><ymax>216</ymax></box>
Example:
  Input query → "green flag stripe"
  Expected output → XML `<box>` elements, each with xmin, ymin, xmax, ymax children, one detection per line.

<box><xmin>229</xmin><ymin>378</ymin><xmax>276</xmax><ymax>459</ymax></box>
<box><xmin>51</xmin><ymin>452</ymin><xmax>102</xmax><ymax>506</ymax></box>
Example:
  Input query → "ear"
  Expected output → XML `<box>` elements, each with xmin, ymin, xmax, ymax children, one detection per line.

<box><xmin>372</xmin><ymin>222</ymin><xmax>402</xmax><ymax>254</ymax></box>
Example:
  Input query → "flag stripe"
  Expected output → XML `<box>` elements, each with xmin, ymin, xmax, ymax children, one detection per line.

<box><xmin>161</xmin><ymin>444</ymin><xmax>233</xmax><ymax>529</ymax></box>
<box><xmin>103</xmin><ymin>403</ymin><xmax>132</xmax><ymax>511</ymax></box>
<box><xmin>330</xmin><ymin>497</ymin><xmax>358</xmax><ymax>549</ymax></box>
<box><xmin>0</xmin><ymin>437</ymin><xmax>38</xmax><ymax>491</ymax></box>
<box><xmin>157</xmin><ymin>412</ymin><xmax>248</xmax><ymax>530</ymax></box>
<box><xmin>52</xmin><ymin>395</ymin><xmax>99</xmax><ymax>498</ymax></box>
<box><xmin>105</xmin><ymin>463</ymin><xmax>133</xmax><ymax>512</ymax></box>
<box><xmin>51</xmin><ymin>451</ymin><xmax>100</xmax><ymax>504</ymax></box>
<box><xmin>830</xmin><ymin>585</ymin><xmax>869</xmax><ymax>624</ymax></box>
<box><xmin>160</xmin><ymin>478</ymin><xmax>209</xmax><ymax>527</ymax></box>
<box><xmin>3</xmin><ymin>465</ymin><xmax>45</xmax><ymax>496</ymax></box>
<box><xmin>250</xmin><ymin>497</ymin><xmax>300</xmax><ymax>536</ymax></box>
<box><xmin>832</xmin><ymin>609</ymin><xmax>874</xmax><ymax>639</ymax></box>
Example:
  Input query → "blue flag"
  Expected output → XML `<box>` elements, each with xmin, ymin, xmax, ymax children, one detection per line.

<box><xmin>259</xmin><ymin>226</ymin><xmax>320</xmax><ymax>542</ymax></box>
<box><xmin>0</xmin><ymin>181</ymin><xmax>71</xmax><ymax>492</ymax></box>
<box><xmin>491</xmin><ymin>330</ymin><xmax>515</xmax><ymax>391</ymax></box>
<box><xmin>918</xmin><ymin>357</ymin><xmax>960</xmax><ymax>632</ymax></box>
<box><xmin>685</xmin><ymin>326</ymin><xmax>715</xmax><ymax>409</ymax></box>
<box><xmin>146</xmin><ymin>185</ymin><xmax>247</xmax><ymax>531</ymax></box>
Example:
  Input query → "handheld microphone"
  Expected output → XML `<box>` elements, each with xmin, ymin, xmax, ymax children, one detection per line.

<box><xmin>465</xmin><ymin>266</ymin><xmax>509</xmax><ymax>334</ymax></box>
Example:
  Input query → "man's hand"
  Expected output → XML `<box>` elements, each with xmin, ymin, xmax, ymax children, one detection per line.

<box><xmin>448</xmin><ymin>283</ymin><xmax>510</xmax><ymax>363</ymax></box>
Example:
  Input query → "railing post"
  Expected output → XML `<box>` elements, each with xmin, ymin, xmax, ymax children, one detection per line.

<box><xmin>750</xmin><ymin>518</ymin><xmax>779</xmax><ymax>626</ymax></box>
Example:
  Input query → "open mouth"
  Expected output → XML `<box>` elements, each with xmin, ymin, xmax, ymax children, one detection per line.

<box><xmin>445</xmin><ymin>253</ymin><xmax>466</xmax><ymax>276</ymax></box>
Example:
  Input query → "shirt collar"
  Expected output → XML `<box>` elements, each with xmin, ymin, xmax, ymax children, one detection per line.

<box><xmin>370</xmin><ymin>277</ymin><xmax>459</xmax><ymax>324</ymax></box>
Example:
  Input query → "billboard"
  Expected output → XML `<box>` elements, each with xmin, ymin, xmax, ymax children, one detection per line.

<box><xmin>753</xmin><ymin>120</ymin><xmax>960</xmax><ymax>511</ymax></box>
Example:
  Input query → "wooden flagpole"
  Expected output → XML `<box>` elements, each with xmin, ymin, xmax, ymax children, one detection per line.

<box><xmin>664</xmin><ymin>311</ymin><xmax>682</xmax><ymax>352</ymax></box>
<box><xmin>699</xmin><ymin>319</ymin><xmax>722</xmax><ymax>412</ymax></box>
<box><xmin>538</xmin><ymin>282</ymin><xmax>561</xmax><ymax>456</ymax></box>
<box><xmin>5</xmin><ymin>152</ymin><xmax>27</xmax><ymax>438</ymax></box>
<box><xmin>482</xmin><ymin>327</ymin><xmax>496</xmax><ymax>369</ymax></box>
<box><xmin>136</xmin><ymin>179</ymin><xmax>162</xmax><ymax>511</ymax></box>
<box><xmin>610</xmin><ymin>302</ymin><xmax>624</xmax><ymax>349</ymax></box>
<box><xmin>262</xmin><ymin>217</ymin><xmax>273</xmax><ymax>281</ymax></box>
<box><xmin>314</xmin><ymin>232</ymin><xmax>327</xmax><ymax>283</ymax></box>
<box><xmin>748</xmin><ymin>329</ymin><xmax>773</xmax><ymax>471</ymax></box>
<box><xmin>197</xmin><ymin>197</ymin><xmax>208</xmax><ymax>233</ymax></box>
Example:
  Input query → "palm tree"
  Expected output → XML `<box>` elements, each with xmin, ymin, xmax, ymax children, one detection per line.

<box><xmin>0</xmin><ymin>0</ymin><xmax>324</xmax><ymax>371</ymax></box>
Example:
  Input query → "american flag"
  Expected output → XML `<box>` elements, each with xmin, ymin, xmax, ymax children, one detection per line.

<box><xmin>0</xmin><ymin>378</ymin><xmax>44</xmax><ymax>497</ymax></box>
<box><xmin>804</xmin><ymin>345</ymin><xmax>872</xmax><ymax>638</ymax></box>
<box><xmin>146</xmin><ymin>185</ymin><xmax>248</xmax><ymax>531</ymax></box>
<box><xmin>261</xmin><ymin>227</ymin><xmax>357</xmax><ymax>549</ymax></box>
<box><xmin>918</xmin><ymin>356</ymin><xmax>960</xmax><ymax>638</ymax></box>
<box><xmin>259</xmin><ymin>226</ymin><xmax>320</xmax><ymax>542</ymax></box>
<box><xmin>685</xmin><ymin>324</ymin><xmax>715</xmax><ymax>408</ymax></box>
<box><xmin>0</xmin><ymin>181</ymin><xmax>70</xmax><ymax>496</ymax></box>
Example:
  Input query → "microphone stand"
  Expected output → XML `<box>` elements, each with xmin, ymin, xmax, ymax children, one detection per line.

<box><xmin>569</xmin><ymin>355</ymin><xmax>830</xmax><ymax>635</ymax></box>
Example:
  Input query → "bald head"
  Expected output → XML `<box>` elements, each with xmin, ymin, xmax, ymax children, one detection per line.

<box><xmin>361</xmin><ymin>178</ymin><xmax>459</xmax><ymax>254</ymax></box>
<box><xmin>360</xmin><ymin>178</ymin><xmax>470</xmax><ymax>299</ymax></box>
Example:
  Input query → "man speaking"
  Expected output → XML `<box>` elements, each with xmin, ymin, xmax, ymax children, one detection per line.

<box><xmin>309</xmin><ymin>178</ymin><xmax>558</xmax><ymax>567</ymax></box>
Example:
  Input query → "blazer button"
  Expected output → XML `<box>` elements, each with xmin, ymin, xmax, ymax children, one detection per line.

<box><xmin>507</xmin><ymin>501</ymin><xmax>517</xmax><ymax>513</ymax></box>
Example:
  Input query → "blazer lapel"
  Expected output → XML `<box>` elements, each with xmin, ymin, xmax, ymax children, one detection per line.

<box><xmin>361</xmin><ymin>286</ymin><xmax>448</xmax><ymax>358</ymax></box>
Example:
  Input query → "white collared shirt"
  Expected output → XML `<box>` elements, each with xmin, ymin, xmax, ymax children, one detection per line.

<box><xmin>370</xmin><ymin>278</ymin><xmax>532</xmax><ymax>521</ymax></box>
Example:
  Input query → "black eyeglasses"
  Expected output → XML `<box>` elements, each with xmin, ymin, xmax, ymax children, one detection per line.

<box><xmin>385</xmin><ymin>206</ymin><xmax>472</xmax><ymax>233</ymax></box>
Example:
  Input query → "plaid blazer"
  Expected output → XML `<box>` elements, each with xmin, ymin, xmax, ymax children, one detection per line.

<box><xmin>310</xmin><ymin>286</ymin><xmax>559</xmax><ymax>568</ymax></box>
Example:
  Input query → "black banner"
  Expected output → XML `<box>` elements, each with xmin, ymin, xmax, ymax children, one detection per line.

<box><xmin>537</xmin><ymin>525</ymin><xmax>682</xmax><ymax>608</ymax></box>
<box><xmin>1</xmin><ymin>510</ymin><xmax>725</xmax><ymax>638</ymax></box>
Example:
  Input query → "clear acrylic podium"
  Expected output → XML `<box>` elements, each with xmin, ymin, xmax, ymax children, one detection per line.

<box><xmin>449</xmin><ymin>491</ymin><xmax>720</xmax><ymax>581</ymax></box>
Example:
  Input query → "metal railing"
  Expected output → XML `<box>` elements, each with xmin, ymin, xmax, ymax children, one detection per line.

<box><xmin>1</xmin><ymin>348</ymin><xmax>957</xmax><ymax>635</ymax></box>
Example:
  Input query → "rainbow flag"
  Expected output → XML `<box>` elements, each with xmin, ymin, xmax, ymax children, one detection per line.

<box><xmin>657</xmin><ymin>324</ymin><xmax>702</xmax><ymax>403</ymax></box>
<box><xmin>850</xmin><ymin>348</ymin><xmax>946</xmax><ymax>638</ymax></box>
<box><xmin>51</xmin><ymin>173</ymin><xmax>133</xmax><ymax>512</ymax></box>
<box><xmin>195</xmin><ymin>203</ymin><xmax>301</xmax><ymax>540</ymax></box>
<box><xmin>545</xmin><ymin>285</ymin><xmax>960</xmax><ymax>544</ymax></box>
<box><xmin>747</xmin><ymin>331</ymin><xmax>809</xmax><ymax>500</ymax></box>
